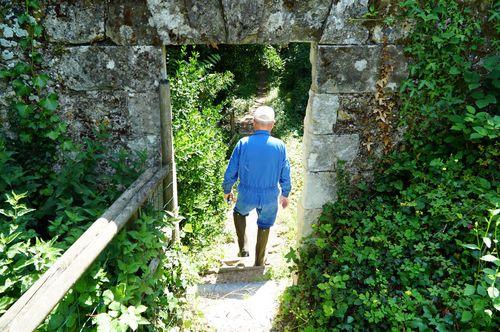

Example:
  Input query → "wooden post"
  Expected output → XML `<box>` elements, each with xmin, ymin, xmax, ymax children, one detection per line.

<box><xmin>230</xmin><ymin>108</ymin><xmax>235</xmax><ymax>135</ymax></box>
<box><xmin>159</xmin><ymin>45</ymin><xmax>180</xmax><ymax>242</ymax></box>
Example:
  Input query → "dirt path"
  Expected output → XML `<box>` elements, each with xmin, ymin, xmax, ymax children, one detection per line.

<box><xmin>195</xmin><ymin>78</ymin><xmax>304</xmax><ymax>331</ymax></box>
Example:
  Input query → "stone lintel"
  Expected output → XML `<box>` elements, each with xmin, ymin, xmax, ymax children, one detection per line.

<box><xmin>107</xmin><ymin>0</ymin><xmax>161</xmax><ymax>46</ymax></box>
<box><xmin>257</xmin><ymin>0</ymin><xmax>332</xmax><ymax>44</ymax></box>
<box><xmin>320</xmin><ymin>0</ymin><xmax>369</xmax><ymax>45</ymax></box>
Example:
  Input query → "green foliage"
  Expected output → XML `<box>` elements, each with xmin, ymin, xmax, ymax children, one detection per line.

<box><xmin>273</xmin><ymin>43</ymin><xmax>311</xmax><ymax>137</ymax></box>
<box><xmin>279</xmin><ymin>0</ymin><xmax>499</xmax><ymax>330</ymax></box>
<box><xmin>0</xmin><ymin>192</ymin><xmax>60</xmax><ymax>314</ymax></box>
<box><xmin>170</xmin><ymin>47</ymin><xmax>233</xmax><ymax>250</ymax></box>
<box><xmin>213</xmin><ymin>44</ymin><xmax>284</xmax><ymax>98</ymax></box>
<box><xmin>43</xmin><ymin>210</ymin><xmax>197</xmax><ymax>331</ymax></box>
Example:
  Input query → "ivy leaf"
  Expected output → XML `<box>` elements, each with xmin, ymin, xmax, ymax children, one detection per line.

<box><xmin>322</xmin><ymin>303</ymin><xmax>334</xmax><ymax>317</ymax></box>
<box><xmin>461</xmin><ymin>311</ymin><xmax>472</xmax><ymax>322</ymax></box>
<box><xmin>39</xmin><ymin>96</ymin><xmax>58</xmax><ymax>111</ymax></box>
<box><xmin>183</xmin><ymin>223</ymin><xmax>193</xmax><ymax>233</ymax></box>
<box><xmin>464</xmin><ymin>284</ymin><xmax>475</xmax><ymax>296</ymax></box>
<box><xmin>102</xmin><ymin>289</ymin><xmax>114</xmax><ymax>305</ymax></box>
<box><xmin>470</xmin><ymin>133</ymin><xmax>483</xmax><ymax>140</ymax></box>
<box><xmin>461</xmin><ymin>244</ymin><xmax>480</xmax><ymax>250</ymax></box>
<box><xmin>32</xmin><ymin>74</ymin><xmax>49</xmax><ymax>89</ymax></box>
<box><xmin>14</xmin><ymin>103</ymin><xmax>29</xmax><ymax>117</ymax></box>
<box><xmin>475</xmin><ymin>94</ymin><xmax>496</xmax><ymax>109</ymax></box>
<box><xmin>0</xmin><ymin>69</ymin><xmax>11</xmax><ymax>79</ymax></box>
<box><xmin>483</xmin><ymin>55</ymin><xmax>499</xmax><ymax>71</ymax></box>
<box><xmin>19</xmin><ymin>133</ymin><xmax>31</xmax><ymax>142</ymax></box>
<box><xmin>477</xmin><ymin>285</ymin><xmax>487</xmax><ymax>296</ymax></box>
<box><xmin>33</xmin><ymin>25</ymin><xmax>43</xmax><ymax>38</ymax></box>
<box><xmin>13</xmin><ymin>62</ymin><xmax>31</xmax><ymax>75</ymax></box>
<box><xmin>449</xmin><ymin>67</ymin><xmax>461</xmax><ymax>75</ymax></box>
<box><xmin>12</xmin><ymin>79</ymin><xmax>31</xmax><ymax>96</ymax></box>
<box><xmin>46</xmin><ymin>131</ymin><xmax>60</xmax><ymax>140</ymax></box>
<box><xmin>477</xmin><ymin>177</ymin><xmax>491</xmax><ymax>190</ymax></box>
<box><xmin>472</xmin><ymin>126</ymin><xmax>488</xmax><ymax>137</ymax></box>
<box><xmin>464</xmin><ymin>71</ymin><xmax>480</xmax><ymax>84</ymax></box>
<box><xmin>487</xmin><ymin>286</ymin><xmax>499</xmax><ymax>299</ymax></box>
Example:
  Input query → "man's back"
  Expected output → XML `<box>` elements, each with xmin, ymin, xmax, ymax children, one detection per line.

<box><xmin>222</xmin><ymin>130</ymin><xmax>291</xmax><ymax>206</ymax></box>
<box><xmin>238</xmin><ymin>131</ymin><xmax>286</xmax><ymax>191</ymax></box>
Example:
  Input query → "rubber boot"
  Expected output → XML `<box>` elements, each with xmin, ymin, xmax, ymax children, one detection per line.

<box><xmin>255</xmin><ymin>227</ymin><xmax>270</xmax><ymax>266</ymax></box>
<box><xmin>233</xmin><ymin>212</ymin><xmax>249</xmax><ymax>257</ymax></box>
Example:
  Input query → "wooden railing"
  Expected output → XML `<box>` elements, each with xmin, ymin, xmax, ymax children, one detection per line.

<box><xmin>0</xmin><ymin>165</ymin><xmax>170</xmax><ymax>331</ymax></box>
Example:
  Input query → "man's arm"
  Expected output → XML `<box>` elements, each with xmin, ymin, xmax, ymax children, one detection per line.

<box><xmin>222</xmin><ymin>141</ymin><xmax>241</xmax><ymax>197</ymax></box>
<box><xmin>279</xmin><ymin>147</ymin><xmax>291</xmax><ymax>208</ymax></box>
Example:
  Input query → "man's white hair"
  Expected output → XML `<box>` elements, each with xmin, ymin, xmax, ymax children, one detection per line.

<box><xmin>253</xmin><ymin>106</ymin><xmax>275</xmax><ymax>124</ymax></box>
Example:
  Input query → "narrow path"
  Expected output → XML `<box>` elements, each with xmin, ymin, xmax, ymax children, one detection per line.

<box><xmin>195</xmin><ymin>76</ymin><xmax>302</xmax><ymax>331</ymax></box>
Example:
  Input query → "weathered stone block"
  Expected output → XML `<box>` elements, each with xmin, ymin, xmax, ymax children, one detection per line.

<box><xmin>107</xmin><ymin>0</ymin><xmax>161</xmax><ymax>45</ymax></box>
<box><xmin>58</xmin><ymin>90</ymin><xmax>160</xmax><ymax>158</ymax></box>
<box><xmin>304</xmin><ymin>132</ymin><xmax>360</xmax><ymax>172</ymax></box>
<box><xmin>258</xmin><ymin>0</ymin><xmax>331</xmax><ymax>43</ymax></box>
<box><xmin>304</xmin><ymin>90</ymin><xmax>339</xmax><ymax>135</ymax></box>
<box><xmin>297</xmin><ymin>202</ymin><xmax>322</xmax><ymax>238</ymax></box>
<box><xmin>315</xmin><ymin>45</ymin><xmax>407</xmax><ymax>93</ymax></box>
<box><xmin>370</xmin><ymin>21</ymin><xmax>411</xmax><ymax>44</ymax></box>
<box><xmin>52</xmin><ymin>46</ymin><xmax>161</xmax><ymax>92</ymax></box>
<box><xmin>222</xmin><ymin>0</ymin><xmax>265</xmax><ymax>43</ymax></box>
<box><xmin>147</xmin><ymin>0</ymin><xmax>226</xmax><ymax>44</ymax></box>
<box><xmin>44</xmin><ymin>1</ymin><xmax>105</xmax><ymax>44</ymax></box>
<box><xmin>301</xmin><ymin>171</ymin><xmax>337</xmax><ymax>210</ymax></box>
<box><xmin>127</xmin><ymin>92</ymin><xmax>160</xmax><ymax>136</ymax></box>
<box><xmin>320</xmin><ymin>0</ymin><xmax>369</xmax><ymax>44</ymax></box>
<box><xmin>58</xmin><ymin>91</ymin><xmax>130</xmax><ymax>143</ymax></box>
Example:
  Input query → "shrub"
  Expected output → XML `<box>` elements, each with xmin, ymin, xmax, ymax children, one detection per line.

<box><xmin>170</xmin><ymin>47</ymin><xmax>234</xmax><ymax>250</ymax></box>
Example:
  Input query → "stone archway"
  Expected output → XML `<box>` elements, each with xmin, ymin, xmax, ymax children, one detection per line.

<box><xmin>40</xmin><ymin>0</ymin><xmax>407</xmax><ymax>237</ymax></box>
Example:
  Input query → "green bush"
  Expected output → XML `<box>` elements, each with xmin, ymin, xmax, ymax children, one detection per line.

<box><xmin>279</xmin><ymin>0</ymin><xmax>499</xmax><ymax>330</ymax></box>
<box><xmin>170</xmin><ymin>47</ymin><xmax>234</xmax><ymax>250</ymax></box>
<box><xmin>273</xmin><ymin>43</ymin><xmax>311</xmax><ymax>137</ymax></box>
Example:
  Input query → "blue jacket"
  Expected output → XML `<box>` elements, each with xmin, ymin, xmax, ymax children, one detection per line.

<box><xmin>223</xmin><ymin>130</ymin><xmax>291</xmax><ymax>205</ymax></box>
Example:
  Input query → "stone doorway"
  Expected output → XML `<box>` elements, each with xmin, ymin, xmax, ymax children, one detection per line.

<box><xmin>40</xmin><ymin>0</ymin><xmax>407</xmax><ymax>238</ymax></box>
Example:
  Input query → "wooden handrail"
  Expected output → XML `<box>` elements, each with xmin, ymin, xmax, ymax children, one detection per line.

<box><xmin>0</xmin><ymin>165</ymin><xmax>168</xmax><ymax>332</ymax></box>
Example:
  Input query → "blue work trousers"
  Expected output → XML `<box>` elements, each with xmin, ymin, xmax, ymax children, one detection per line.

<box><xmin>234</xmin><ymin>195</ymin><xmax>278</xmax><ymax>229</ymax></box>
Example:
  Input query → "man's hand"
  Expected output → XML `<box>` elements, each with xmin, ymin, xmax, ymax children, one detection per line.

<box><xmin>280</xmin><ymin>195</ymin><xmax>289</xmax><ymax>209</ymax></box>
<box><xmin>224</xmin><ymin>192</ymin><xmax>235</xmax><ymax>204</ymax></box>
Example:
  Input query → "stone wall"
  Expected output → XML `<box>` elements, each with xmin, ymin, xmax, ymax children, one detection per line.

<box><xmin>1</xmin><ymin>0</ymin><xmax>408</xmax><ymax>237</ymax></box>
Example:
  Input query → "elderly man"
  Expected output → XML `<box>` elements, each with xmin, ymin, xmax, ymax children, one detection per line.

<box><xmin>223</xmin><ymin>106</ymin><xmax>291</xmax><ymax>266</ymax></box>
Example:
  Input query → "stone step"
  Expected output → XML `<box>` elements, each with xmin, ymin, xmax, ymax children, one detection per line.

<box><xmin>196</xmin><ymin>280</ymin><xmax>288</xmax><ymax>332</ymax></box>
<box><xmin>203</xmin><ymin>265</ymin><xmax>266</xmax><ymax>284</ymax></box>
